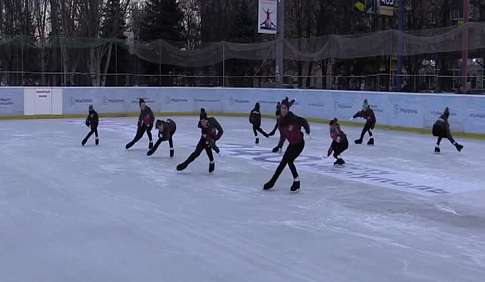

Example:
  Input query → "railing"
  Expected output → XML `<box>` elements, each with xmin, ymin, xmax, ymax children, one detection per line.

<box><xmin>0</xmin><ymin>71</ymin><xmax>483</xmax><ymax>94</ymax></box>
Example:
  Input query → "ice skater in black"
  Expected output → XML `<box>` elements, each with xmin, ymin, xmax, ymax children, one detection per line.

<box><xmin>176</xmin><ymin>109</ymin><xmax>224</xmax><ymax>173</ymax></box>
<box><xmin>432</xmin><ymin>107</ymin><xmax>463</xmax><ymax>153</ymax></box>
<box><xmin>126</xmin><ymin>98</ymin><xmax>155</xmax><ymax>150</ymax></box>
<box><xmin>147</xmin><ymin>119</ymin><xmax>177</xmax><ymax>158</ymax></box>
<box><xmin>82</xmin><ymin>105</ymin><xmax>99</xmax><ymax>146</ymax></box>
<box><xmin>327</xmin><ymin>118</ymin><xmax>348</xmax><ymax>166</ymax></box>
<box><xmin>353</xmin><ymin>99</ymin><xmax>376</xmax><ymax>145</ymax></box>
<box><xmin>249</xmin><ymin>102</ymin><xmax>269</xmax><ymax>144</ymax></box>
<box><xmin>264</xmin><ymin>99</ymin><xmax>310</xmax><ymax>192</ymax></box>
<box><xmin>269</xmin><ymin>97</ymin><xmax>295</xmax><ymax>153</ymax></box>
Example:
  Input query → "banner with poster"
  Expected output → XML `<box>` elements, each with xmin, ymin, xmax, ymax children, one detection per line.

<box><xmin>258</xmin><ymin>0</ymin><xmax>278</xmax><ymax>34</ymax></box>
<box><xmin>378</xmin><ymin>0</ymin><xmax>395</xmax><ymax>16</ymax></box>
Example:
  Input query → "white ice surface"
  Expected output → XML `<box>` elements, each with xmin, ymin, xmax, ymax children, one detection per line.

<box><xmin>1</xmin><ymin>116</ymin><xmax>485</xmax><ymax>282</ymax></box>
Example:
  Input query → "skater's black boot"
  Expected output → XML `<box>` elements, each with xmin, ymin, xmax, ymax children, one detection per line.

<box><xmin>334</xmin><ymin>158</ymin><xmax>345</xmax><ymax>166</ymax></box>
<box><xmin>170</xmin><ymin>148</ymin><xmax>174</xmax><ymax>158</ymax></box>
<box><xmin>455</xmin><ymin>143</ymin><xmax>463</xmax><ymax>152</ymax></box>
<box><xmin>213</xmin><ymin>145</ymin><xmax>220</xmax><ymax>154</ymax></box>
<box><xmin>435</xmin><ymin>146</ymin><xmax>440</xmax><ymax>153</ymax></box>
<box><xmin>255</xmin><ymin>138</ymin><xmax>259</xmax><ymax>144</ymax></box>
<box><xmin>209</xmin><ymin>162</ymin><xmax>215</xmax><ymax>174</ymax></box>
<box><xmin>81</xmin><ymin>138</ymin><xmax>87</xmax><ymax>146</ymax></box>
<box><xmin>367</xmin><ymin>138</ymin><xmax>374</xmax><ymax>146</ymax></box>
<box><xmin>272</xmin><ymin>146</ymin><xmax>281</xmax><ymax>153</ymax></box>
<box><xmin>354</xmin><ymin>139</ymin><xmax>363</xmax><ymax>145</ymax></box>
<box><xmin>176</xmin><ymin>162</ymin><xmax>188</xmax><ymax>171</ymax></box>
<box><xmin>125</xmin><ymin>141</ymin><xmax>134</xmax><ymax>150</ymax></box>
<box><xmin>149</xmin><ymin>141</ymin><xmax>153</xmax><ymax>150</ymax></box>
<box><xmin>95</xmin><ymin>138</ymin><xmax>99</xmax><ymax>146</ymax></box>
<box><xmin>263</xmin><ymin>179</ymin><xmax>276</xmax><ymax>190</ymax></box>
<box><xmin>290</xmin><ymin>180</ymin><xmax>301</xmax><ymax>192</ymax></box>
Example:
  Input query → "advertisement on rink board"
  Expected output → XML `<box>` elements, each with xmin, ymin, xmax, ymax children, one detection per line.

<box><xmin>463</xmin><ymin>96</ymin><xmax>485</xmax><ymax>134</ymax></box>
<box><xmin>0</xmin><ymin>88</ymin><xmax>23</xmax><ymax>115</ymax></box>
<box><xmin>64</xmin><ymin>88</ymin><xmax>125</xmax><ymax>114</ymax></box>
<box><xmin>192</xmin><ymin>88</ymin><xmax>224</xmax><ymax>113</ymax></box>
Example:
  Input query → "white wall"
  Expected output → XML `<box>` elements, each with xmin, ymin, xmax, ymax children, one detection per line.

<box><xmin>24</xmin><ymin>88</ymin><xmax>63</xmax><ymax>115</ymax></box>
<box><xmin>2</xmin><ymin>87</ymin><xmax>485</xmax><ymax>134</ymax></box>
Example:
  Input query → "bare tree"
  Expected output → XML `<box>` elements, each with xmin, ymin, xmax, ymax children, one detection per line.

<box><xmin>179</xmin><ymin>0</ymin><xmax>201</xmax><ymax>49</ymax></box>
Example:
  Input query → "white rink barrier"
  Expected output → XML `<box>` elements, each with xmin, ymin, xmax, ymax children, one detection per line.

<box><xmin>1</xmin><ymin>87</ymin><xmax>485</xmax><ymax>134</ymax></box>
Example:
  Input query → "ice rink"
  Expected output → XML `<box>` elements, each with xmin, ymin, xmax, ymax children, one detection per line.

<box><xmin>1</xmin><ymin>116</ymin><xmax>485</xmax><ymax>282</ymax></box>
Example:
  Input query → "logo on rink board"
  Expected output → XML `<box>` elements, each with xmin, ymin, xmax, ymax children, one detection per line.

<box><xmin>393</xmin><ymin>104</ymin><xmax>418</xmax><ymax>115</ymax></box>
<box><xmin>0</xmin><ymin>97</ymin><xmax>13</xmax><ymax>106</ymax></box>
<box><xmin>222</xmin><ymin>144</ymin><xmax>449</xmax><ymax>195</ymax></box>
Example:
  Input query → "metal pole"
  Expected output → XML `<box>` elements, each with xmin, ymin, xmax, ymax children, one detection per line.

<box><xmin>276</xmin><ymin>0</ymin><xmax>285</xmax><ymax>86</ymax></box>
<box><xmin>159</xmin><ymin>44</ymin><xmax>162</xmax><ymax>86</ymax></box>
<box><xmin>115</xmin><ymin>44</ymin><xmax>118</xmax><ymax>86</ymax></box>
<box><xmin>21</xmin><ymin>36</ymin><xmax>24</xmax><ymax>86</ymax></box>
<box><xmin>462</xmin><ymin>0</ymin><xmax>469</xmax><ymax>88</ymax></box>
<box><xmin>396</xmin><ymin>0</ymin><xmax>406</xmax><ymax>91</ymax></box>
<box><xmin>222</xmin><ymin>42</ymin><xmax>225</xmax><ymax>87</ymax></box>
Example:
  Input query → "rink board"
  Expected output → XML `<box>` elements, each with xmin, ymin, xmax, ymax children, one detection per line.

<box><xmin>1</xmin><ymin>87</ymin><xmax>485</xmax><ymax>134</ymax></box>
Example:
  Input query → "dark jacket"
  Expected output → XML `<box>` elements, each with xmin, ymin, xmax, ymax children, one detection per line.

<box><xmin>158</xmin><ymin>119</ymin><xmax>177</xmax><ymax>141</ymax></box>
<box><xmin>330</xmin><ymin>124</ymin><xmax>346</xmax><ymax>143</ymax></box>
<box><xmin>278</xmin><ymin>112</ymin><xmax>310</xmax><ymax>144</ymax></box>
<box><xmin>139</xmin><ymin>106</ymin><xmax>155</xmax><ymax>127</ymax></box>
<box><xmin>353</xmin><ymin>108</ymin><xmax>376</xmax><ymax>128</ymax></box>
<box><xmin>433</xmin><ymin>111</ymin><xmax>451</xmax><ymax>137</ymax></box>
<box><xmin>249</xmin><ymin>107</ymin><xmax>262</xmax><ymax>128</ymax></box>
<box><xmin>86</xmin><ymin>109</ymin><xmax>99</xmax><ymax>129</ymax></box>
<box><xmin>199</xmin><ymin>117</ymin><xmax>224</xmax><ymax>142</ymax></box>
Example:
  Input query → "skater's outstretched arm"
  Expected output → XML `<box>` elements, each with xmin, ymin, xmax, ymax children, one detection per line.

<box><xmin>353</xmin><ymin>110</ymin><xmax>364</xmax><ymax>119</ymax></box>
<box><xmin>297</xmin><ymin>116</ymin><xmax>310</xmax><ymax>135</ymax></box>
<box><xmin>327</xmin><ymin>139</ymin><xmax>338</xmax><ymax>158</ymax></box>
<box><xmin>210</xmin><ymin>118</ymin><xmax>224</xmax><ymax>141</ymax></box>
<box><xmin>269</xmin><ymin>119</ymin><xmax>279</xmax><ymax>136</ymax></box>
<box><xmin>256</xmin><ymin>127</ymin><xmax>269</xmax><ymax>138</ymax></box>
<box><xmin>147</xmin><ymin>139</ymin><xmax>163</xmax><ymax>156</ymax></box>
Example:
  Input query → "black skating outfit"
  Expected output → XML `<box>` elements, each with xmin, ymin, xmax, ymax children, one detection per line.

<box><xmin>82</xmin><ymin>106</ymin><xmax>99</xmax><ymax>146</ymax></box>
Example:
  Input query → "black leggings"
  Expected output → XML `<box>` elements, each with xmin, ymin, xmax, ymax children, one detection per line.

<box><xmin>268</xmin><ymin>141</ymin><xmax>305</xmax><ymax>183</ymax></box>
<box><xmin>149</xmin><ymin>137</ymin><xmax>174</xmax><ymax>154</ymax></box>
<box><xmin>129</xmin><ymin>124</ymin><xmax>153</xmax><ymax>146</ymax></box>
<box><xmin>181</xmin><ymin>138</ymin><xmax>214</xmax><ymax>167</ymax></box>
<box><xmin>359</xmin><ymin>122</ymin><xmax>374</xmax><ymax>140</ymax></box>
<box><xmin>83</xmin><ymin>127</ymin><xmax>98</xmax><ymax>143</ymax></box>
<box><xmin>331</xmin><ymin>138</ymin><xmax>348</xmax><ymax>159</ymax></box>
<box><xmin>437</xmin><ymin>135</ymin><xmax>456</xmax><ymax>146</ymax></box>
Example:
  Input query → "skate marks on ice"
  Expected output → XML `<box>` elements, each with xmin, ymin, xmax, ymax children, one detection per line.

<box><xmin>222</xmin><ymin>144</ymin><xmax>482</xmax><ymax>196</ymax></box>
